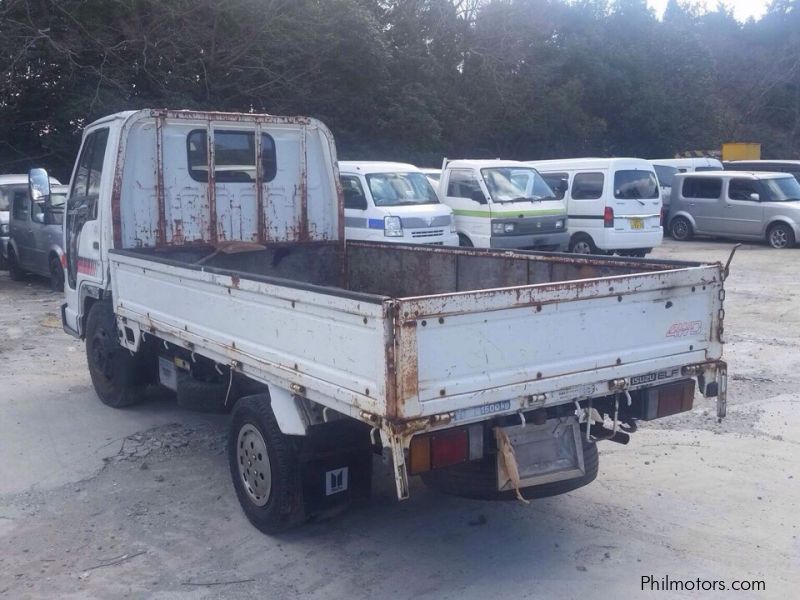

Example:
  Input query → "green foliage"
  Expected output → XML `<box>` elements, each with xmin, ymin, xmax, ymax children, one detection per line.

<box><xmin>1</xmin><ymin>0</ymin><xmax>799</xmax><ymax>180</ymax></box>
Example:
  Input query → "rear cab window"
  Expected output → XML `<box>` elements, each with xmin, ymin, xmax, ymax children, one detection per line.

<box><xmin>187</xmin><ymin>130</ymin><xmax>277</xmax><ymax>183</ymax></box>
<box><xmin>571</xmin><ymin>172</ymin><xmax>604</xmax><ymax>200</ymax></box>
<box><xmin>682</xmin><ymin>177</ymin><xmax>722</xmax><ymax>199</ymax></box>
<box><xmin>614</xmin><ymin>170</ymin><xmax>659</xmax><ymax>200</ymax></box>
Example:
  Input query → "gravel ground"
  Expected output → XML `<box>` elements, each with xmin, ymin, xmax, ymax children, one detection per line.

<box><xmin>0</xmin><ymin>238</ymin><xmax>798</xmax><ymax>599</ymax></box>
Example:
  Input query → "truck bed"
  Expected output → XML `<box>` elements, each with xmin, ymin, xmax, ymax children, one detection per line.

<box><xmin>109</xmin><ymin>242</ymin><xmax>724</xmax><ymax>424</ymax></box>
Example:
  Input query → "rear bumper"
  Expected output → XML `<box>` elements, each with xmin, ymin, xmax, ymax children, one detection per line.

<box><xmin>599</xmin><ymin>228</ymin><xmax>663</xmax><ymax>251</ymax></box>
<box><xmin>490</xmin><ymin>231</ymin><xmax>568</xmax><ymax>250</ymax></box>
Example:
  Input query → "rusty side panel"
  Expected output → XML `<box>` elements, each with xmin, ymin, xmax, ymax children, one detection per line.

<box><xmin>152</xmin><ymin>109</ymin><xmax>312</xmax><ymax>126</ymax></box>
<box><xmin>394</xmin><ymin>311</ymin><xmax>419</xmax><ymax>419</ymax></box>
<box><xmin>155</xmin><ymin>115</ymin><xmax>166</xmax><ymax>246</ymax></box>
<box><xmin>111</xmin><ymin>127</ymin><xmax>128</xmax><ymax>249</ymax></box>
<box><xmin>299</xmin><ymin>126</ymin><xmax>309</xmax><ymax>241</ymax></box>
<box><xmin>255</xmin><ymin>123</ymin><xmax>266</xmax><ymax>244</ymax></box>
<box><xmin>383</xmin><ymin>301</ymin><xmax>399</xmax><ymax>420</ymax></box>
<box><xmin>206</xmin><ymin>125</ymin><xmax>217</xmax><ymax>244</ymax></box>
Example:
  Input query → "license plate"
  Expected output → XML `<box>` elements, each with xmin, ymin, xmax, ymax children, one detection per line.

<box><xmin>454</xmin><ymin>400</ymin><xmax>511</xmax><ymax>422</ymax></box>
<box><xmin>630</xmin><ymin>218</ymin><xmax>644</xmax><ymax>229</ymax></box>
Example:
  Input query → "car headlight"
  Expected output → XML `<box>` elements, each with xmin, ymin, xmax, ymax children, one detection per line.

<box><xmin>555</xmin><ymin>220</ymin><xmax>564</xmax><ymax>229</ymax></box>
<box><xmin>492</xmin><ymin>222</ymin><xmax>515</xmax><ymax>234</ymax></box>
<box><xmin>0</xmin><ymin>223</ymin><xmax>9</xmax><ymax>235</ymax></box>
<box><xmin>384</xmin><ymin>216</ymin><xmax>403</xmax><ymax>237</ymax></box>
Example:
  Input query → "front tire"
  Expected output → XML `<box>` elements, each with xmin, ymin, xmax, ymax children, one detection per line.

<box><xmin>49</xmin><ymin>255</ymin><xmax>64</xmax><ymax>292</ymax></box>
<box><xmin>670</xmin><ymin>216</ymin><xmax>693</xmax><ymax>241</ymax></box>
<box><xmin>85</xmin><ymin>300</ymin><xmax>151</xmax><ymax>408</ymax></box>
<box><xmin>569</xmin><ymin>233</ymin><xmax>598</xmax><ymax>255</ymax></box>
<box><xmin>767</xmin><ymin>222</ymin><xmax>795</xmax><ymax>249</ymax></box>
<box><xmin>228</xmin><ymin>395</ymin><xmax>305</xmax><ymax>533</ymax></box>
<box><xmin>7</xmin><ymin>248</ymin><xmax>24</xmax><ymax>281</ymax></box>
<box><xmin>458</xmin><ymin>234</ymin><xmax>473</xmax><ymax>247</ymax></box>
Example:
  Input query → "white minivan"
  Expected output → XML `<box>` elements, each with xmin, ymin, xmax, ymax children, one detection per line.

<box><xmin>438</xmin><ymin>159</ymin><xmax>569</xmax><ymax>250</ymax></box>
<box><xmin>528</xmin><ymin>158</ymin><xmax>663</xmax><ymax>256</ymax></box>
<box><xmin>651</xmin><ymin>157</ymin><xmax>723</xmax><ymax>173</ymax></box>
<box><xmin>338</xmin><ymin>161</ymin><xmax>459</xmax><ymax>246</ymax></box>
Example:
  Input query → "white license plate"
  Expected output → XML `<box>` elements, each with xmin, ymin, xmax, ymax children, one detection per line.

<box><xmin>454</xmin><ymin>400</ymin><xmax>511</xmax><ymax>422</ymax></box>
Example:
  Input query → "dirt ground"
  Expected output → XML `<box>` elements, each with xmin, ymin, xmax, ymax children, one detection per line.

<box><xmin>1</xmin><ymin>239</ymin><xmax>798</xmax><ymax>599</ymax></box>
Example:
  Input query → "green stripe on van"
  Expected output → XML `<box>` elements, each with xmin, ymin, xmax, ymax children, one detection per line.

<box><xmin>451</xmin><ymin>208</ymin><xmax>565</xmax><ymax>217</ymax></box>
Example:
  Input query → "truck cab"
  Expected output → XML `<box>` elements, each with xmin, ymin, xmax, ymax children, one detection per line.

<box><xmin>339</xmin><ymin>161</ymin><xmax>458</xmax><ymax>246</ymax></box>
<box><xmin>439</xmin><ymin>159</ymin><xmax>568</xmax><ymax>249</ymax></box>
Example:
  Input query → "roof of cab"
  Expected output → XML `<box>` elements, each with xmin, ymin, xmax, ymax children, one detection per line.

<box><xmin>445</xmin><ymin>159</ymin><xmax>533</xmax><ymax>170</ymax></box>
<box><xmin>526</xmin><ymin>157</ymin><xmax>655</xmax><ymax>171</ymax></box>
<box><xmin>338</xmin><ymin>161</ymin><xmax>422</xmax><ymax>174</ymax></box>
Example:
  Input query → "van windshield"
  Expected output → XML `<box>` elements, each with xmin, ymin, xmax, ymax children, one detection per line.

<box><xmin>480</xmin><ymin>167</ymin><xmax>556</xmax><ymax>203</ymax></box>
<box><xmin>653</xmin><ymin>165</ymin><xmax>679</xmax><ymax>188</ymax></box>
<box><xmin>762</xmin><ymin>176</ymin><xmax>800</xmax><ymax>202</ymax></box>
<box><xmin>365</xmin><ymin>172</ymin><xmax>440</xmax><ymax>206</ymax></box>
<box><xmin>614</xmin><ymin>170</ymin><xmax>659</xmax><ymax>200</ymax></box>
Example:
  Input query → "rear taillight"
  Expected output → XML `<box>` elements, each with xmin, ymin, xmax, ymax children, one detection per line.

<box><xmin>409</xmin><ymin>425</ymin><xmax>483</xmax><ymax>474</ymax></box>
<box><xmin>604</xmin><ymin>206</ymin><xmax>614</xmax><ymax>228</ymax></box>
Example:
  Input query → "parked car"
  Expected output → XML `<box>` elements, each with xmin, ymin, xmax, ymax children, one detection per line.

<box><xmin>668</xmin><ymin>171</ymin><xmax>800</xmax><ymax>248</ymax></box>
<box><xmin>338</xmin><ymin>161</ymin><xmax>458</xmax><ymax>246</ymax></box>
<box><xmin>418</xmin><ymin>168</ymin><xmax>442</xmax><ymax>190</ymax></box>
<box><xmin>1</xmin><ymin>174</ymin><xmax>61</xmax><ymax>271</ymax></box>
<box><xmin>30</xmin><ymin>109</ymin><xmax>728</xmax><ymax>533</ymax></box>
<box><xmin>724</xmin><ymin>160</ymin><xmax>800</xmax><ymax>183</ymax></box>
<box><xmin>528</xmin><ymin>158</ymin><xmax>663</xmax><ymax>257</ymax></box>
<box><xmin>439</xmin><ymin>159</ymin><xmax>568</xmax><ymax>249</ymax></box>
<box><xmin>651</xmin><ymin>157</ymin><xmax>723</xmax><ymax>173</ymax></box>
<box><xmin>7</xmin><ymin>172</ymin><xmax>67</xmax><ymax>290</ymax></box>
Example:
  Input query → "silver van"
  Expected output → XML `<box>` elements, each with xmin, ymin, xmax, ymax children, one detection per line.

<box><xmin>668</xmin><ymin>171</ymin><xmax>800</xmax><ymax>249</ymax></box>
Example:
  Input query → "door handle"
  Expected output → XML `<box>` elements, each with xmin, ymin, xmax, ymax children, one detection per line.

<box><xmin>92</xmin><ymin>241</ymin><xmax>100</xmax><ymax>250</ymax></box>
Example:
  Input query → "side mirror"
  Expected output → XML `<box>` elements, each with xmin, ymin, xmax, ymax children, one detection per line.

<box><xmin>29</xmin><ymin>168</ymin><xmax>51</xmax><ymax>204</ymax></box>
<box><xmin>749</xmin><ymin>192</ymin><xmax>760</xmax><ymax>202</ymax></box>
<box><xmin>470</xmin><ymin>189</ymin><xmax>487</xmax><ymax>204</ymax></box>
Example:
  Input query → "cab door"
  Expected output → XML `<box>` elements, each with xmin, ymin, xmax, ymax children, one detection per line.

<box><xmin>719</xmin><ymin>178</ymin><xmax>764</xmax><ymax>237</ymax></box>
<box><xmin>444</xmin><ymin>169</ymin><xmax>490</xmax><ymax>246</ymax></box>
<box><xmin>11</xmin><ymin>189</ymin><xmax>34</xmax><ymax>269</ymax></box>
<box><xmin>64</xmin><ymin>127</ymin><xmax>110</xmax><ymax>334</ymax></box>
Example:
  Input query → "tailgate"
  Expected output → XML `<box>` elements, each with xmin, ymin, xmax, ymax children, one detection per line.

<box><xmin>393</xmin><ymin>265</ymin><xmax>723</xmax><ymax>419</ymax></box>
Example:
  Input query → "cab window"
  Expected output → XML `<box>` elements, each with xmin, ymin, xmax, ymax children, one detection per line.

<box><xmin>341</xmin><ymin>175</ymin><xmax>367</xmax><ymax>210</ymax></box>
<box><xmin>187</xmin><ymin>130</ymin><xmax>277</xmax><ymax>183</ymax></box>
<box><xmin>682</xmin><ymin>177</ymin><xmax>721</xmax><ymax>199</ymax></box>
<box><xmin>12</xmin><ymin>190</ymin><xmax>29</xmax><ymax>221</ymax></box>
<box><xmin>447</xmin><ymin>170</ymin><xmax>483</xmax><ymax>200</ymax></box>
<box><xmin>541</xmin><ymin>172</ymin><xmax>569</xmax><ymax>199</ymax></box>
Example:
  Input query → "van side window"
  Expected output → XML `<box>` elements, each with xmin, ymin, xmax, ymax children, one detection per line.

<box><xmin>541</xmin><ymin>173</ymin><xmax>569</xmax><ymax>199</ymax></box>
<box><xmin>12</xmin><ymin>190</ymin><xmax>28</xmax><ymax>221</ymax></box>
<box><xmin>728</xmin><ymin>179</ymin><xmax>760</xmax><ymax>201</ymax></box>
<box><xmin>187</xmin><ymin>130</ymin><xmax>277</xmax><ymax>183</ymax></box>
<box><xmin>447</xmin><ymin>170</ymin><xmax>482</xmax><ymax>199</ymax></box>
<box><xmin>571</xmin><ymin>172</ymin><xmax>604</xmax><ymax>200</ymax></box>
<box><xmin>341</xmin><ymin>175</ymin><xmax>367</xmax><ymax>210</ymax></box>
<box><xmin>682</xmin><ymin>178</ymin><xmax>721</xmax><ymax>199</ymax></box>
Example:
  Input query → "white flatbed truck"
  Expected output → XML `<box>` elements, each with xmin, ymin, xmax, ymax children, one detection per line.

<box><xmin>35</xmin><ymin>110</ymin><xmax>730</xmax><ymax>532</ymax></box>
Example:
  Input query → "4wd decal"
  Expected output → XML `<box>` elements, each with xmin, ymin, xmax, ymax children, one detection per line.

<box><xmin>666</xmin><ymin>320</ymin><xmax>703</xmax><ymax>338</ymax></box>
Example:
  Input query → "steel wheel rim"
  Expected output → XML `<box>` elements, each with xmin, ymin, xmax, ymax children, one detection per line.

<box><xmin>770</xmin><ymin>228</ymin><xmax>787</xmax><ymax>248</ymax></box>
<box><xmin>572</xmin><ymin>240</ymin><xmax>592</xmax><ymax>254</ymax></box>
<box><xmin>237</xmin><ymin>424</ymin><xmax>271</xmax><ymax>506</ymax></box>
<box><xmin>673</xmin><ymin>220</ymin><xmax>688</xmax><ymax>239</ymax></box>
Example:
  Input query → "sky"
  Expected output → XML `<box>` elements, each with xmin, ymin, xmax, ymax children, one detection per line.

<box><xmin>647</xmin><ymin>0</ymin><xmax>771</xmax><ymax>21</ymax></box>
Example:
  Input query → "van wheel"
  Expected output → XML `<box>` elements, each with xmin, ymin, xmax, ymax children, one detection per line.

<box><xmin>458</xmin><ymin>234</ymin><xmax>473</xmax><ymax>247</ymax></box>
<box><xmin>85</xmin><ymin>300</ymin><xmax>151</xmax><ymax>408</ymax></box>
<box><xmin>568</xmin><ymin>234</ymin><xmax>598</xmax><ymax>254</ymax></box>
<box><xmin>421</xmin><ymin>436</ymin><xmax>599</xmax><ymax>500</ymax></box>
<box><xmin>7</xmin><ymin>248</ymin><xmax>24</xmax><ymax>281</ymax></box>
<box><xmin>670</xmin><ymin>217</ymin><xmax>692</xmax><ymax>241</ymax></box>
<box><xmin>49</xmin><ymin>255</ymin><xmax>64</xmax><ymax>292</ymax></box>
<box><xmin>767</xmin><ymin>222</ymin><xmax>795</xmax><ymax>249</ymax></box>
<box><xmin>228</xmin><ymin>395</ymin><xmax>305</xmax><ymax>533</ymax></box>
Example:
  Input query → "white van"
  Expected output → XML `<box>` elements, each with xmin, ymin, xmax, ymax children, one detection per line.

<box><xmin>338</xmin><ymin>161</ymin><xmax>459</xmax><ymax>246</ymax></box>
<box><xmin>439</xmin><ymin>159</ymin><xmax>568</xmax><ymax>249</ymax></box>
<box><xmin>651</xmin><ymin>157</ymin><xmax>723</xmax><ymax>173</ymax></box>
<box><xmin>528</xmin><ymin>158</ymin><xmax>663</xmax><ymax>256</ymax></box>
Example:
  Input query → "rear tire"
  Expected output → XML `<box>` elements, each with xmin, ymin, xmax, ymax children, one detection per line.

<box><xmin>49</xmin><ymin>255</ymin><xmax>64</xmax><ymax>292</ymax></box>
<box><xmin>85</xmin><ymin>300</ymin><xmax>151</xmax><ymax>408</ymax></box>
<box><xmin>228</xmin><ymin>395</ymin><xmax>305</xmax><ymax>533</ymax></box>
<box><xmin>767</xmin><ymin>222</ymin><xmax>795</xmax><ymax>249</ymax></box>
<box><xmin>7</xmin><ymin>248</ymin><xmax>24</xmax><ymax>281</ymax></box>
<box><xmin>569</xmin><ymin>233</ymin><xmax>598</xmax><ymax>255</ymax></box>
<box><xmin>421</xmin><ymin>436</ymin><xmax>599</xmax><ymax>500</ymax></box>
<box><xmin>670</xmin><ymin>216</ymin><xmax>693</xmax><ymax>241</ymax></box>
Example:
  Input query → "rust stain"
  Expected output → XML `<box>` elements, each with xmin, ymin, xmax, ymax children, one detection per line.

<box><xmin>230</xmin><ymin>273</ymin><xmax>240</xmax><ymax>289</ymax></box>
<box><xmin>155</xmin><ymin>115</ymin><xmax>166</xmax><ymax>245</ymax></box>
